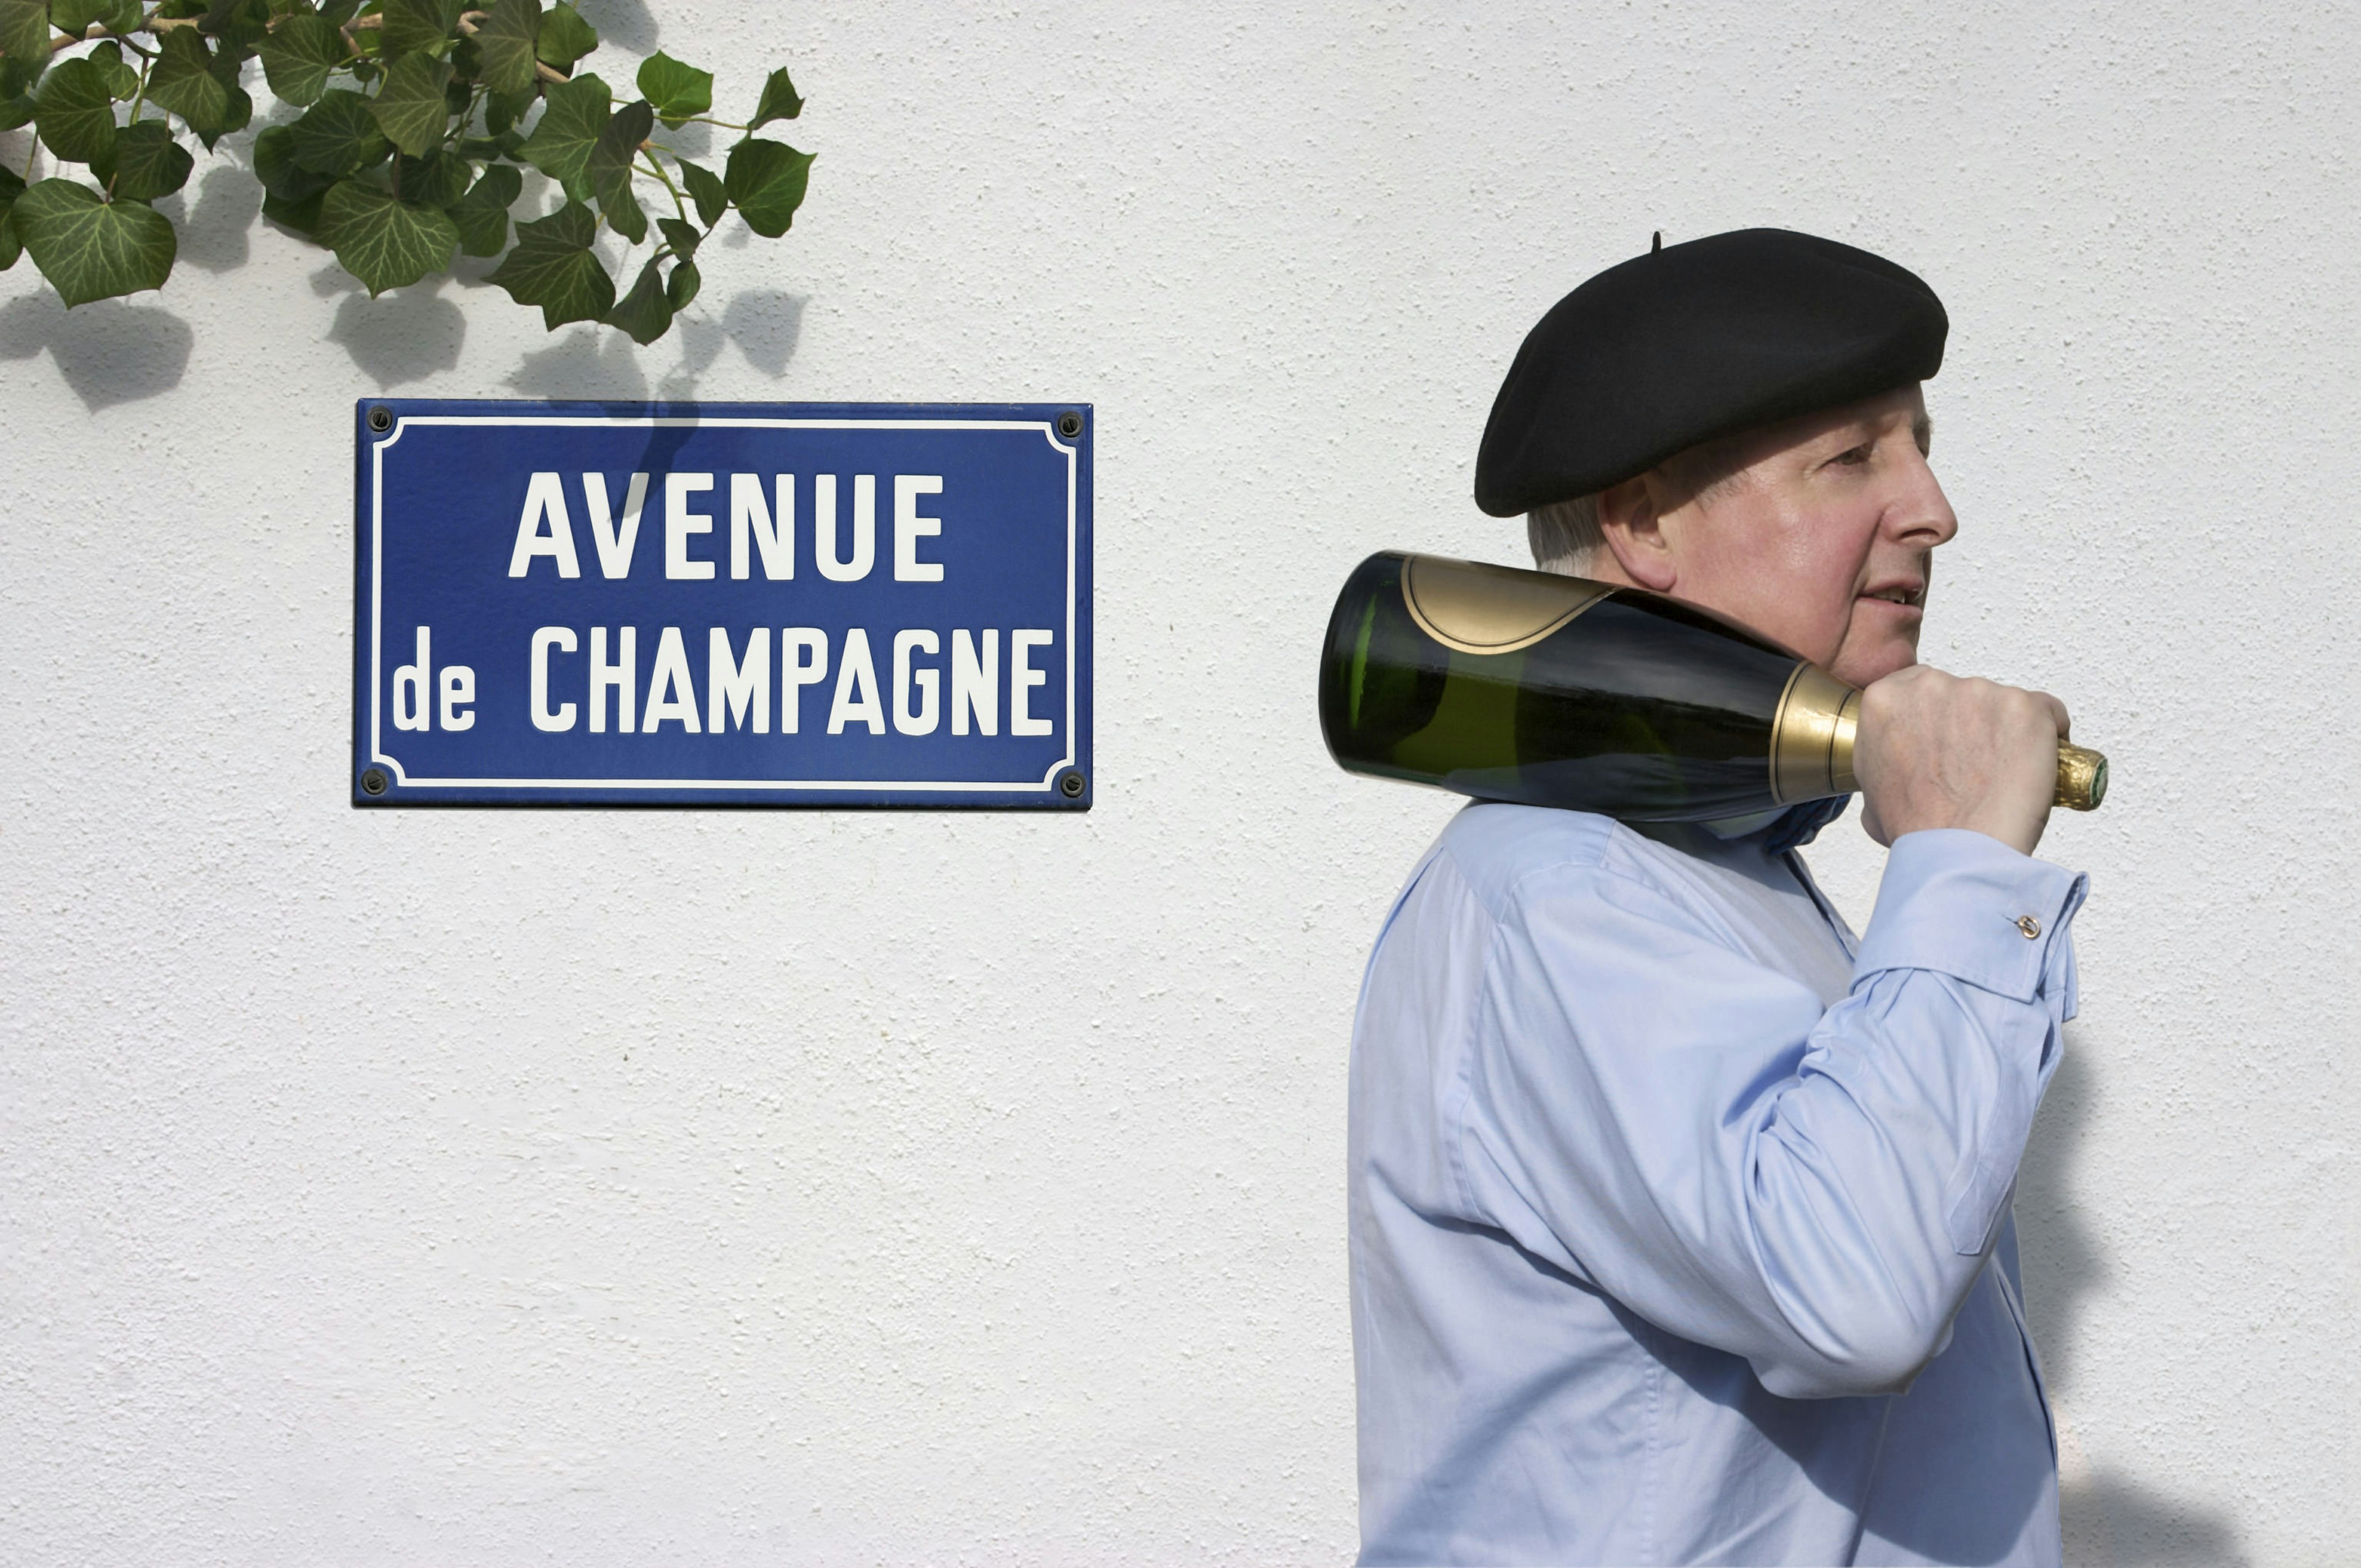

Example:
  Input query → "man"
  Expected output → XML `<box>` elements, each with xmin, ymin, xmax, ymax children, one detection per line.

<box><xmin>1348</xmin><ymin>229</ymin><xmax>2085</xmax><ymax>1566</ymax></box>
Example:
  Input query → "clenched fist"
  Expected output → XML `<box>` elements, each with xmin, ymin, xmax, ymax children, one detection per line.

<box><xmin>1855</xmin><ymin>665</ymin><xmax>2070</xmax><ymax>857</ymax></box>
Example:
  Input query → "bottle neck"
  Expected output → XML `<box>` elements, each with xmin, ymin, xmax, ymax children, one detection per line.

<box><xmin>1768</xmin><ymin>665</ymin><xmax>1861</xmax><ymax>804</ymax></box>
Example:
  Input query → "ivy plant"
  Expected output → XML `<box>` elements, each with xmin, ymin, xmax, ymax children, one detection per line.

<box><xmin>0</xmin><ymin>0</ymin><xmax>812</xmax><ymax>344</ymax></box>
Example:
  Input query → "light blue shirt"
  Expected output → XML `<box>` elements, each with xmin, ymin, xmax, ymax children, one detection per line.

<box><xmin>1348</xmin><ymin>803</ymin><xmax>2088</xmax><ymax>1566</ymax></box>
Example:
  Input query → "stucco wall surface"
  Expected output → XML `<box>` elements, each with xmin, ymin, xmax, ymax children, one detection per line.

<box><xmin>4</xmin><ymin>3</ymin><xmax>2354</xmax><ymax>1562</ymax></box>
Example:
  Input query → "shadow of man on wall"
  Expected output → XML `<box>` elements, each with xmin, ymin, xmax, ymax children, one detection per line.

<box><xmin>2018</xmin><ymin>1044</ymin><xmax>2249</xmax><ymax>1567</ymax></box>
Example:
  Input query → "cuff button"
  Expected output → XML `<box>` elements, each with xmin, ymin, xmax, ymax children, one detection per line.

<box><xmin>2015</xmin><ymin>915</ymin><xmax>2043</xmax><ymax>939</ymax></box>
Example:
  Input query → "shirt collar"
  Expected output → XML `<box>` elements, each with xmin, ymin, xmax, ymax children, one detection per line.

<box><xmin>1695</xmin><ymin>797</ymin><xmax>1852</xmax><ymax>855</ymax></box>
<box><xmin>1760</xmin><ymin>796</ymin><xmax>1852</xmax><ymax>855</ymax></box>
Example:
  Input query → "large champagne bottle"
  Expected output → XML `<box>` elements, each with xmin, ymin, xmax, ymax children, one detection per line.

<box><xmin>1319</xmin><ymin>551</ymin><xmax>2107</xmax><ymax>822</ymax></box>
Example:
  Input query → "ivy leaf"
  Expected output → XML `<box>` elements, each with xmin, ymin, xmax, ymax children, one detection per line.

<box><xmin>369</xmin><ymin>50</ymin><xmax>451</xmax><ymax>156</ymax></box>
<box><xmin>444</xmin><ymin>157</ymin><xmax>518</xmax><ymax>256</ymax></box>
<box><xmin>147</xmin><ymin>26</ymin><xmax>253</xmax><ymax>145</ymax></box>
<box><xmin>516</xmin><ymin>69</ymin><xmax>605</xmax><ymax>202</ymax></box>
<box><xmin>253</xmin><ymin>122</ymin><xmax>334</xmax><ymax>200</ymax></box>
<box><xmin>1</xmin><ymin>49</ymin><xmax>40</xmax><ymax>98</ymax></box>
<box><xmin>0</xmin><ymin>86</ymin><xmax>31</xmax><ymax>134</ymax></box>
<box><xmin>473</xmin><ymin>0</ymin><xmax>537</xmax><ymax>97</ymax></box>
<box><xmin>92</xmin><ymin>119</ymin><xmax>194</xmax><ymax>200</ymax></box>
<box><xmin>317</xmin><ymin>177</ymin><xmax>457</xmax><ymax>294</ymax></box>
<box><xmin>50</xmin><ymin>0</ymin><xmax>143</xmax><ymax>35</ymax></box>
<box><xmin>486</xmin><ymin>200</ymin><xmax>614</xmax><ymax>328</ymax></box>
<box><xmin>257</xmin><ymin>13</ymin><xmax>345</xmax><ymax>108</ymax></box>
<box><xmin>533</xmin><ymin>0</ymin><xmax>593</xmax><ymax>71</ymax></box>
<box><xmin>0</xmin><ymin>0</ymin><xmax>53</xmax><ymax>83</ymax></box>
<box><xmin>31</xmin><ymin>55</ymin><xmax>115</xmax><ymax>164</ymax></box>
<box><xmin>484</xmin><ymin>85</ymin><xmax>536</xmax><ymax>137</ymax></box>
<box><xmin>676</xmin><ymin>154</ymin><xmax>724</xmax><ymax>227</ymax></box>
<box><xmin>255</xmin><ymin>121</ymin><xmax>333</xmax><ymax>233</ymax></box>
<box><xmin>603</xmin><ymin>253</ymin><xmax>670</xmax><ymax>344</ymax></box>
<box><xmin>261</xmin><ymin>186</ymin><xmax>327</xmax><ymax>236</ymax></box>
<box><xmin>665</xmin><ymin>256</ymin><xmax>698</xmax><ymax>310</ymax></box>
<box><xmin>724</xmin><ymin>138</ymin><xmax>812</xmax><ymax>238</ymax></box>
<box><xmin>393</xmin><ymin>146</ymin><xmax>468</xmax><ymax>207</ymax></box>
<box><xmin>290</xmin><ymin>87</ymin><xmax>391</xmax><ymax>176</ymax></box>
<box><xmin>655</xmin><ymin>215</ymin><xmax>698</xmax><ymax>257</ymax></box>
<box><xmin>12</xmin><ymin>177</ymin><xmax>175</xmax><ymax>305</ymax></box>
<box><xmin>88</xmin><ymin>38</ymin><xmax>137</xmax><ymax>99</ymax></box>
<box><xmin>750</xmin><ymin>65</ymin><xmax>801</xmax><ymax>127</ymax></box>
<box><xmin>635</xmin><ymin>50</ymin><xmax>708</xmax><ymax>129</ymax></box>
<box><xmin>0</xmin><ymin>165</ymin><xmax>25</xmax><ymax>270</ymax></box>
<box><xmin>199</xmin><ymin>0</ymin><xmax>272</xmax><ymax>52</ymax></box>
<box><xmin>586</xmin><ymin>93</ymin><xmax>649</xmax><ymax>243</ymax></box>
<box><xmin>377</xmin><ymin>0</ymin><xmax>456</xmax><ymax>63</ymax></box>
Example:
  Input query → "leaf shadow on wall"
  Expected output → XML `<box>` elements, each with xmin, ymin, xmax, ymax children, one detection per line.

<box><xmin>499</xmin><ymin>290</ymin><xmax>805</xmax><ymax>400</ymax></box>
<box><xmin>0</xmin><ymin>291</ymin><xmax>194</xmax><ymax>410</ymax></box>
<box><xmin>157</xmin><ymin>161</ymin><xmax>262</xmax><ymax>274</ymax></box>
<box><xmin>316</xmin><ymin>264</ymin><xmax>467</xmax><ymax>387</ymax></box>
<box><xmin>588</xmin><ymin>0</ymin><xmax>659</xmax><ymax>54</ymax></box>
<box><xmin>2017</xmin><ymin>1046</ymin><xmax>2250</xmax><ymax>1567</ymax></box>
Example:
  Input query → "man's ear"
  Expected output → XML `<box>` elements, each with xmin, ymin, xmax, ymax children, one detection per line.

<box><xmin>1597</xmin><ymin>470</ymin><xmax>1679</xmax><ymax>592</ymax></box>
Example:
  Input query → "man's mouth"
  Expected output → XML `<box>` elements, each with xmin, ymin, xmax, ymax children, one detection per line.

<box><xmin>1861</xmin><ymin>584</ymin><xmax>1924</xmax><ymax>607</ymax></box>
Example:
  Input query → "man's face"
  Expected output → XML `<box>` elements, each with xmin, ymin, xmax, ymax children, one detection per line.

<box><xmin>1605</xmin><ymin>385</ymin><xmax>1957</xmax><ymax>688</ymax></box>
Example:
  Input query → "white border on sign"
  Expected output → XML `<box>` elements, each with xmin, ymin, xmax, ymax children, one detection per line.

<box><xmin>369</xmin><ymin>415</ymin><xmax>1080</xmax><ymax>793</ymax></box>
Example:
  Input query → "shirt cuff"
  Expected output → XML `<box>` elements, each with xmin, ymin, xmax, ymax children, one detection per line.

<box><xmin>1852</xmin><ymin>828</ymin><xmax>2089</xmax><ymax>1004</ymax></box>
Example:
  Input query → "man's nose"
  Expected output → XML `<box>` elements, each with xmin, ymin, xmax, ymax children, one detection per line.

<box><xmin>1888</xmin><ymin>453</ymin><xmax>1960</xmax><ymax>547</ymax></box>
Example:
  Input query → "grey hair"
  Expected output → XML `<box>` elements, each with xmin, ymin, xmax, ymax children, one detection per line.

<box><xmin>1527</xmin><ymin>493</ymin><xmax>1605</xmax><ymax>576</ymax></box>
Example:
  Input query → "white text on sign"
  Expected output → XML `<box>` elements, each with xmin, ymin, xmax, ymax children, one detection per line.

<box><xmin>505</xmin><ymin>471</ymin><xmax>950</xmax><ymax>583</ymax></box>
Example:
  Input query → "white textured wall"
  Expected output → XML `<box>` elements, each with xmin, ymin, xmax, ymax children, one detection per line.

<box><xmin>4</xmin><ymin>4</ymin><xmax>2354</xmax><ymax>1562</ymax></box>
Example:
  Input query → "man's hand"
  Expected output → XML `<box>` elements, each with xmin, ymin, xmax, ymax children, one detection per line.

<box><xmin>1854</xmin><ymin>665</ymin><xmax>2068</xmax><ymax>857</ymax></box>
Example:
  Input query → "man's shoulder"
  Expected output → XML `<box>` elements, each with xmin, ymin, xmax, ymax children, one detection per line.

<box><xmin>1433</xmin><ymin>802</ymin><xmax>1635</xmax><ymax>919</ymax></box>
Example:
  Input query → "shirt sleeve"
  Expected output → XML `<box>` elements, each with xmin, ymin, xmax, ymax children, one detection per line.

<box><xmin>1451</xmin><ymin>828</ymin><xmax>2087</xmax><ymax>1400</ymax></box>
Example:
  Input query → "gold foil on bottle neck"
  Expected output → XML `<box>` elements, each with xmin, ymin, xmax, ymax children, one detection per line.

<box><xmin>1770</xmin><ymin>664</ymin><xmax>1861</xmax><ymax>805</ymax></box>
<box><xmin>1401</xmin><ymin>555</ymin><xmax>1614</xmax><ymax>656</ymax></box>
<box><xmin>2055</xmin><ymin>743</ymin><xmax>2108</xmax><ymax>811</ymax></box>
<box><xmin>1772</xmin><ymin>673</ymin><xmax>2112</xmax><ymax>810</ymax></box>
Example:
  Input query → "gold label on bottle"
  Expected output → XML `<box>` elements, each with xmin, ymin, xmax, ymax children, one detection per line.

<box><xmin>1770</xmin><ymin>664</ymin><xmax>1861</xmax><ymax>804</ymax></box>
<box><xmin>1401</xmin><ymin>555</ymin><xmax>1615</xmax><ymax>656</ymax></box>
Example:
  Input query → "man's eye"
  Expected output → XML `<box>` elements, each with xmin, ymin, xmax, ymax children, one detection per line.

<box><xmin>1830</xmin><ymin>445</ymin><xmax>1872</xmax><ymax>467</ymax></box>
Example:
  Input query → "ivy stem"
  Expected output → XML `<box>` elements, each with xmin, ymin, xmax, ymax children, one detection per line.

<box><xmin>676</xmin><ymin>116</ymin><xmax>752</xmax><ymax>132</ymax></box>
<box><xmin>127</xmin><ymin>53</ymin><xmax>152</xmax><ymax>125</ymax></box>
<box><xmin>638</xmin><ymin>149</ymin><xmax>688</xmax><ymax>222</ymax></box>
<box><xmin>46</xmin><ymin>23</ymin><xmax>156</xmax><ymax>58</ymax></box>
<box><xmin>450</xmin><ymin>84</ymin><xmax>483</xmax><ymax>151</ymax></box>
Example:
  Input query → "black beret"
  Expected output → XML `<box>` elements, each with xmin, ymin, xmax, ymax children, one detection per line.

<box><xmin>1473</xmin><ymin>228</ymin><xmax>1948</xmax><ymax>517</ymax></box>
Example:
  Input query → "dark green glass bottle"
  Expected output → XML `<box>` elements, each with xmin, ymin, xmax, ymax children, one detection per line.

<box><xmin>1319</xmin><ymin>551</ymin><xmax>2106</xmax><ymax>821</ymax></box>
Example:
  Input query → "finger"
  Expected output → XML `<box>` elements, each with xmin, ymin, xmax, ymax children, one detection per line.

<box><xmin>2028</xmin><ymin>689</ymin><xmax>2071</xmax><ymax>740</ymax></box>
<box><xmin>1867</xmin><ymin>662</ymin><xmax>1935</xmax><ymax>698</ymax></box>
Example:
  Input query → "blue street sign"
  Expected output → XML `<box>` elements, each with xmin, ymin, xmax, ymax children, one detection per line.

<box><xmin>352</xmin><ymin>400</ymin><xmax>1092</xmax><ymax>807</ymax></box>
